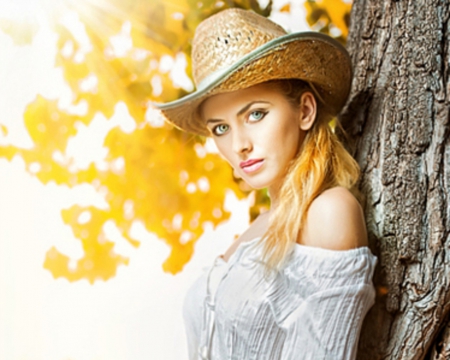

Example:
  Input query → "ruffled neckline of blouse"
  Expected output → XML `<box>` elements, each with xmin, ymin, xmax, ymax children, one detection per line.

<box><xmin>218</xmin><ymin>236</ymin><xmax>374</xmax><ymax>262</ymax></box>
<box><xmin>215</xmin><ymin>236</ymin><xmax>378</xmax><ymax>281</ymax></box>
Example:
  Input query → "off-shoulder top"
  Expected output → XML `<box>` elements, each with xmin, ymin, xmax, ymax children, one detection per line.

<box><xmin>182</xmin><ymin>236</ymin><xmax>378</xmax><ymax>360</ymax></box>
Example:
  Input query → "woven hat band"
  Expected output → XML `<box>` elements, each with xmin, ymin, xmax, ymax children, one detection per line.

<box><xmin>192</xmin><ymin>8</ymin><xmax>286</xmax><ymax>86</ymax></box>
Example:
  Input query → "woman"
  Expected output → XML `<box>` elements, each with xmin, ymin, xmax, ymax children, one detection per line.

<box><xmin>153</xmin><ymin>8</ymin><xmax>377</xmax><ymax>360</ymax></box>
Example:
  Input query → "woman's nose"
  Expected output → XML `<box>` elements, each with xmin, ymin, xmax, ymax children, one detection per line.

<box><xmin>232</xmin><ymin>128</ymin><xmax>252</xmax><ymax>155</ymax></box>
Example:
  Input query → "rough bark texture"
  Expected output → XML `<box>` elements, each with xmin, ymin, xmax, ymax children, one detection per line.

<box><xmin>340</xmin><ymin>0</ymin><xmax>450</xmax><ymax>359</ymax></box>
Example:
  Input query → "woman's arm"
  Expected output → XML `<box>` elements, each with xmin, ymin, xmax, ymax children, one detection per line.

<box><xmin>279</xmin><ymin>186</ymin><xmax>376</xmax><ymax>359</ymax></box>
<box><xmin>280</xmin><ymin>281</ymin><xmax>376</xmax><ymax>359</ymax></box>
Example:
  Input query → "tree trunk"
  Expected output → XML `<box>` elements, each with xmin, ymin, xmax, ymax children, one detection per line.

<box><xmin>340</xmin><ymin>0</ymin><xmax>450</xmax><ymax>359</ymax></box>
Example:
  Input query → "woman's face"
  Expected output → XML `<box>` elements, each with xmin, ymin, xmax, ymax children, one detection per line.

<box><xmin>200</xmin><ymin>82</ymin><xmax>316</xmax><ymax>194</ymax></box>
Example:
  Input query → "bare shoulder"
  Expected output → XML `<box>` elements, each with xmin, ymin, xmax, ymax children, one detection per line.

<box><xmin>299</xmin><ymin>186</ymin><xmax>369</xmax><ymax>250</ymax></box>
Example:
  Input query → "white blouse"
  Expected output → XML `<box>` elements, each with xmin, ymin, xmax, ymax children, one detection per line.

<box><xmin>183</xmin><ymin>236</ymin><xmax>378</xmax><ymax>360</ymax></box>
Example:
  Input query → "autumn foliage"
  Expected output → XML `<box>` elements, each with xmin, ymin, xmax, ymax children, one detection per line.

<box><xmin>0</xmin><ymin>0</ymin><xmax>351</xmax><ymax>282</ymax></box>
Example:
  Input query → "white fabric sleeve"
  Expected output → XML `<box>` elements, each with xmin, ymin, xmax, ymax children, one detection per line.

<box><xmin>279</xmin><ymin>276</ymin><xmax>376</xmax><ymax>359</ymax></box>
<box><xmin>266</xmin><ymin>246</ymin><xmax>378</xmax><ymax>360</ymax></box>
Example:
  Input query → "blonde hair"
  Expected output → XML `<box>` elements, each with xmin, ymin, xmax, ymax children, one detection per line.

<box><xmin>258</xmin><ymin>79</ymin><xmax>362</xmax><ymax>276</ymax></box>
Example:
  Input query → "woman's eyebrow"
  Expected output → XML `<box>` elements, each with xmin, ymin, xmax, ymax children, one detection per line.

<box><xmin>206</xmin><ymin>100</ymin><xmax>271</xmax><ymax>125</ymax></box>
<box><xmin>237</xmin><ymin>100</ymin><xmax>271</xmax><ymax>116</ymax></box>
<box><xmin>206</xmin><ymin>118</ymin><xmax>222</xmax><ymax>125</ymax></box>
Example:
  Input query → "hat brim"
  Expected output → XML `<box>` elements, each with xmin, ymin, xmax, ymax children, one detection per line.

<box><xmin>152</xmin><ymin>32</ymin><xmax>352</xmax><ymax>137</ymax></box>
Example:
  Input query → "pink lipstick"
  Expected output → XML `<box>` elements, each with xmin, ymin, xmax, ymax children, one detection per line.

<box><xmin>240</xmin><ymin>159</ymin><xmax>264</xmax><ymax>173</ymax></box>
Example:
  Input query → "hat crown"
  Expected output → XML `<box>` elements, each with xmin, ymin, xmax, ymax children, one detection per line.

<box><xmin>192</xmin><ymin>8</ymin><xmax>287</xmax><ymax>87</ymax></box>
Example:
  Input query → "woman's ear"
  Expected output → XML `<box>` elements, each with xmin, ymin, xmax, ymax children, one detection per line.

<box><xmin>298</xmin><ymin>92</ymin><xmax>317</xmax><ymax>131</ymax></box>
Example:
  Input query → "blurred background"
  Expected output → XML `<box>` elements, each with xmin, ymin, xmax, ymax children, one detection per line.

<box><xmin>0</xmin><ymin>0</ymin><xmax>350</xmax><ymax>359</ymax></box>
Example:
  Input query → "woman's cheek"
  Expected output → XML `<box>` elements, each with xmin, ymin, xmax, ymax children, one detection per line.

<box><xmin>216</xmin><ymin>142</ymin><xmax>235</xmax><ymax>167</ymax></box>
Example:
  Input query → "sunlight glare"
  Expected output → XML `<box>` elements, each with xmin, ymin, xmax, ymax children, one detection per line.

<box><xmin>108</xmin><ymin>21</ymin><xmax>132</xmax><ymax>57</ymax></box>
<box><xmin>171</xmin><ymin>52</ymin><xmax>194</xmax><ymax>92</ymax></box>
<box><xmin>0</xmin><ymin>0</ymin><xmax>43</xmax><ymax>20</ymax></box>
<box><xmin>145</xmin><ymin>106</ymin><xmax>166</xmax><ymax>128</ymax></box>
<box><xmin>59</xmin><ymin>9</ymin><xmax>93</xmax><ymax>60</ymax></box>
<box><xmin>64</xmin><ymin>102</ymin><xmax>136</xmax><ymax>171</ymax></box>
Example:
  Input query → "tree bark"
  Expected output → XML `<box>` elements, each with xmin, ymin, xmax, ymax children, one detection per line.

<box><xmin>340</xmin><ymin>0</ymin><xmax>450</xmax><ymax>359</ymax></box>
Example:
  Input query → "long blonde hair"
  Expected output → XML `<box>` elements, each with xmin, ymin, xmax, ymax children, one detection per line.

<box><xmin>258</xmin><ymin>79</ymin><xmax>362</xmax><ymax>275</ymax></box>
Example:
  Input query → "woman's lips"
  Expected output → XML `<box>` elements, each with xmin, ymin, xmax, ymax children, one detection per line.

<box><xmin>240</xmin><ymin>159</ymin><xmax>264</xmax><ymax>173</ymax></box>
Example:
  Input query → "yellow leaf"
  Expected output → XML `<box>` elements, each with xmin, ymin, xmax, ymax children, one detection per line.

<box><xmin>0</xmin><ymin>124</ymin><xmax>7</xmax><ymax>136</ymax></box>
<box><xmin>0</xmin><ymin>18</ymin><xmax>39</xmax><ymax>45</ymax></box>
<box><xmin>280</xmin><ymin>4</ymin><xmax>291</xmax><ymax>13</ymax></box>
<box><xmin>323</xmin><ymin>0</ymin><xmax>351</xmax><ymax>37</ymax></box>
<box><xmin>304</xmin><ymin>0</ymin><xmax>351</xmax><ymax>40</ymax></box>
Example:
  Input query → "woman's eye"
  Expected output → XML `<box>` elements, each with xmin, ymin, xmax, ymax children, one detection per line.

<box><xmin>213</xmin><ymin>124</ymin><xmax>229</xmax><ymax>136</ymax></box>
<box><xmin>249</xmin><ymin>110</ymin><xmax>267</xmax><ymax>121</ymax></box>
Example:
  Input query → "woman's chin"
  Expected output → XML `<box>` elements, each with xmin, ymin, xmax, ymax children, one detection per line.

<box><xmin>241</xmin><ymin>178</ymin><xmax>273</xmax><ymax>191</ymax></box>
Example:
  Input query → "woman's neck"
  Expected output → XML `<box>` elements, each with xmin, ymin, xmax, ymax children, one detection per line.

<box><xmin>267</xmin><ymin>183</ymin><xmax>281</xmax><ymax>211</ymax></box>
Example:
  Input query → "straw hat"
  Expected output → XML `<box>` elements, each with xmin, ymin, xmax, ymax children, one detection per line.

<box><xmin>151</xmin><ymin>8</ymin><xmax>352</xmax><ymax>137</ymax></box>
